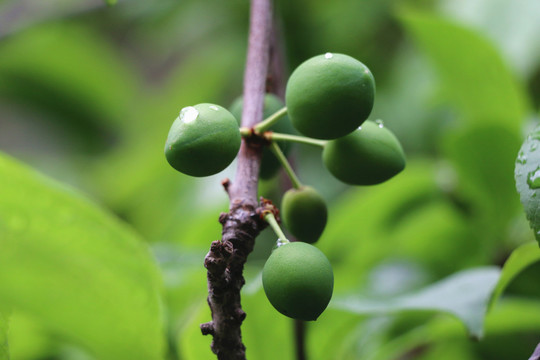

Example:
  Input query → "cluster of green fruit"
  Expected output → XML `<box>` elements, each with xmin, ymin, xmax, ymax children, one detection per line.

<box><xmin>164</xmin><ymin>53</ymin><xmax>406</xmax><ymax>321</ymax></box>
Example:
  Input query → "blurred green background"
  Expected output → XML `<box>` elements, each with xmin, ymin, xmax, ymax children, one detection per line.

<box><xmin>1</xmin><ymin>0</ymin><xmax>540</xmax><ymax>359</ymax></box>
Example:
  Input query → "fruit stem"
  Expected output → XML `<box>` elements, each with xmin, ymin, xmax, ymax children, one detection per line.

<box><xmin>263</xmin><ymin>211</ymin><xmax>290</xmax><ymax>245</ymax></box>
<box><xmin>269</xmin><ymin>132</ymin><xmax>327</xmax><ymax>148</ymax></box>
<box><xmin>269</xmin><ymin>142</ymin><xmax>303</xmax><ymax>189</ymax></box>
<box><xmin>254</xmin><ymin>106</ymin><xmax>288</xmax><ymax>132</ymax></box>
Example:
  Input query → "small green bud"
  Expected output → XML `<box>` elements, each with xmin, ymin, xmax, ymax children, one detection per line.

<box><xmin>282</xmin><ymin>186</ymin><xmax>327</xmax><ymax>243</ymax></box>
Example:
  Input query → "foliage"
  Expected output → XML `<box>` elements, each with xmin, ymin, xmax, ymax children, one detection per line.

<box><xmin>0</xmin><ymin>0</ymin><xmax>540</xmax><ymax>359</ymax></box>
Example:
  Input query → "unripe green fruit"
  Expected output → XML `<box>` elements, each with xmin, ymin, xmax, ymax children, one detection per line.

<box><xmin>322</xmin><ymin>120</ymin><xmax>405</xmax><ymax>185</ymax></box>
<box><xmin>282</xmin><ymin>186</ymin><xmax>327</xmax><ymax>243</ymax></box>
<box><xmin>164</xmin><ymin>103</ymin><xmax>240</xmax><ymax>177</ymax></box>
<box><xmin>230</xmin><ymin>94</ymin><xmax>295</xmax><ymax>179</ymax></box>
<box><xmin>285</xmin><ymin>53</ymin><xmax>375</xmax><ymax>140</ymax></box>
<box><xmin>262</xmin><ymin>242</ymin><xmax>334</xmax><ymax>321</ymax></box>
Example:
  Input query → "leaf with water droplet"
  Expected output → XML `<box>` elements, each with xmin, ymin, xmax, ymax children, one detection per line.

<box><xmin>515</xmin><ymin>125</ymin><xmax>540</xmax><ymax>245</ymax></box>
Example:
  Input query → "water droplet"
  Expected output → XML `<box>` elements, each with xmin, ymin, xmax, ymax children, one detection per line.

<box><xmin>527</xmin><ymin>166</ymin><xmax>540</xmax><ymax>189</ymax></box>
<box><xmin>179</xmin><ymin>106</ymin><xmax>199</xmax><ymax>124</ymax></box>
<box><xmin>358</xmin><ymin>126</ymin><xmax>362</xmax><ymax>130</ymax></box>
<box><xmin>517</xmin><ymin>151</ymin><xmax>527</xmax><ymax>164</ymax></box>
<box><xmin>531</xmin><ymin>131</ymin><xmax>540</xmax><ymax>141</ymax></box>
<box><xmin>324</xmin><ymin>52</ymin><xmax>333</xmax><ymax>59</ymax></box>
<box><xmin>276</xmin><ymin>238</ymin><xmax>288</xmax><ymax>247</ymax></box>
<box><xmin>533</xmin><ymin>192</ymin><xmax>537</xmax><ymax>198</ymax></box>
<box><xmin>531</xmin><ymin>142</ymin><xmax>538</xmax><ymax>151</ymax></box>
<box><xmin>375</xmin><ymin>119</ymin><xmax>384</xmax><ymax>128</ymax></box>
<box><xmin>209</xmin><ymin>105</ymin><xmax>219</xmax><ymax>111</ymax></box>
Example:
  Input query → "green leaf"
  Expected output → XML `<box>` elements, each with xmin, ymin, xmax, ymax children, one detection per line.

<box><xmin>400</xmin><ymin>11</ymin><xmax>527</xmax><ymax>131</ymax></box>
<box><xmin>515</xmin><ymin>128</ymin><xmax>540</xmax><ymax>243</ymax></box>
<box><xmin>331</xmin><ymin>267</ymin><xmax>501</xmax><ymax>339</ymax></box>
<box><xmin>443</xmin><ymin>124</ymin><xmax>522</xmax><ymax>237</ymax></box>
<box><xmin>0</xmin><ymin>312</ymin><xmax>8</xmax><ymax>360</ymax></box>
<box><xmin>489</xmin><ymin>242</ymin><xmax>540</xmax><ymax>309</ymax></box>
<box><xmin>106</xmin><ymin>0</ymin><xmax>118</xmax><ymax>5</ymax></box>
<box><xmin>0</xmin><ymin>153</ymin><xmax>164</xmax><ymax>359</ymax></box>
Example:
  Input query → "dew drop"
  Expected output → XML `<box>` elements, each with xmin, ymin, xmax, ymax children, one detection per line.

<box><xmin>517</xmin><ymin>151</ymin><xmax>527</xmax><ymax>164</ymax></box>
<box><xmin>209</xmin><ymin>105</ymin><xmax>219</xmax><ymax>111</ymax></box>
<box><xmin>375</xmin><ymin>119</ymin><xmax>384</xmax><ymax>128</ymax></box>
<box><xmin>530</xmin><ymin>142</ymin><xmax>538</xmax><ymax>151</ymax></box>
<box><xmin>179</xmin><ymin>106</ymin><xmax>199</xmax><ymax>124</ymax></box>
<box><xmin>527</xmin><ymin>166</ymin><xmax>540</xmax><ymax>189</ymax></box>
<box><xmin>276</xmin><ymin>238</ymin><xmax>288</xmax><ymax>247</ymax></box>
<box><xmin>324</xmin><ymin>52</ymin><xmax>333</xmax><ymax>59</ymax></box>
<box><xmin>531</xmin><ymin>131</ymin><xmax>540</xmax><ymax>141</ymax></box>
<box><xmin>358</xmin><ymin>126</ymin><xmax>362</xmax><ymax>131</ymax></box>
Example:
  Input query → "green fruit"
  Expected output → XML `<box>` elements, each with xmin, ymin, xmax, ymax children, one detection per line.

<box><xmin>282</xmin><ymin>186</ymin><xmax>327</xmax><ymax>243</ymax></box>
<box><xmin>164</xmin><ymin>103</ymin><xmax>241</xmax><ymax>177</ymax></box>
<box><xmin>285</xmin><ymin>53</ymin><xmax>375</xmax><ymax>140</ymax></box>
<box><xmin>230</xmin><ymin>93</ymin><xmax>295</xmax><ymax>179</ymax></box>
<box><xmin>262</xmin><ymin>242</ymin><xmax>334</xmax><ymax>321</ymax></box>
<box><xmin>322</xmin><ymin>120</ymin><xmax>405</xmax><ymax>185</ymax></box>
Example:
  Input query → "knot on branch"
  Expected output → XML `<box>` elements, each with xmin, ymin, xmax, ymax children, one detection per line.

<box><xmin>201</xmin><ymin>322</ymin><xmax>215</xmax><ymax>336</ymax></box>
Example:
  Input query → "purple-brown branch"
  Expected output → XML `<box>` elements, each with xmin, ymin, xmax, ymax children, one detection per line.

<box><xmin>200</xmin><ymin>0</ymin><xmax>273</xmax><ymax>359</ymax></box>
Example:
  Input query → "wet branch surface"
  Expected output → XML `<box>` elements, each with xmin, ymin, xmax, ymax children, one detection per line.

<box><xmin>200</xmin><ymin>0</ymin><xmax>273</xmax><ymax>359</ymax></box>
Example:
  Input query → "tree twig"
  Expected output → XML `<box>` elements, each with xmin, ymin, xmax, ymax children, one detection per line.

<box><xmin>200</xmin><ymin>0</ymin><xmax>273</xmax><ymax>359</ymax></box>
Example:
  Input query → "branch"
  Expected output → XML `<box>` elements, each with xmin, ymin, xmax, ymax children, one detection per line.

<box><xmin>200</xmin><ymin>0</ymin><xmax>273</xmax><ymax>359</ymax></box>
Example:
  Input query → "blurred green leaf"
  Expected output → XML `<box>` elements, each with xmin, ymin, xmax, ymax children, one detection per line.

<box><xmin>368</xmin><ymin>297</ymin><xmax>540</xmax><ymax>360</ymax></box>
<box><xmin>515</xmin><ymin>127</ymin><xmax>540</xmax><ymax>243</ymax></box>
<box><xmin>401</xmin><ymin>11</ymin><xmax>527</xmax><ymax>131</ymax></box>
<box><xmin>0</xmin><ymin>22</ymin><xmax>138</xmax><ymax>149</ymax></box>
<box><xmin>489</xmin><ymin>242</ymin><xmax>540</xmax><ymax>309</ymax></box>
<box><xmin>106</xmin><ymin>0</ymin><xmax>117</xmax><ymax>5</ymax></box>
<box><xmin>8</xmin><ymin>312</ymin><xmax>57</xmax><ymax>360</ymax></box>
<box><xmin>318</xmin><ymin>160</ymin><xmax>478</xmax><ymax>293</ymax></box>
<box><xmin>443</xmin><ymin>124</ymin><xmax>522</xmax><ymax>240</ymax></box>
<box><xmin>332</xmin><ymin>267</ymin><xmax>501</xmax><ymax>339</ymax></box>
<box><xmin>0</xmin><ymin>312</ymin><xmax>8</xmax><ymax>360</ymax></box>
<box><xmin>0</xmin><ymin>153</ymin><xmax>164</xmax><ymax>359</ymax></box>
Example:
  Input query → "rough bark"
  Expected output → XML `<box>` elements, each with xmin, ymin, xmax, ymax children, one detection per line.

<box><xmin>200</xmin><ymin>0</ymin><xmax>273</xmax><ymax>359</ymax></box>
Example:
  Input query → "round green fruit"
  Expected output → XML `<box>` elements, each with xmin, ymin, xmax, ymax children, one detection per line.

<box><xmin>164</xmin><ymin>103</ymin><xmax>240</xmax><ymax>177</ymax></box>
<box><xmin>230</xmin><ymin>94</ymin><xmax>295</xmax><ymax>179</ymax></box>
<box><xmin>262</xmin><ymin>242</ymin><xmax>334</xmax><ymax>321</ymax></box>
<box><xmin>285</xmin><ymin>53</ymin><xmax>375</xmax><ymax>140</ymax></box>
<box><xmin>282</xmin><ymin>186</ymin><xmax>327</xmax><ymax>243</ymax></box>
<box><xmin>322</xmin><ymin>120</ymin><xmax>405</xmax><ymax>185</ymax></box>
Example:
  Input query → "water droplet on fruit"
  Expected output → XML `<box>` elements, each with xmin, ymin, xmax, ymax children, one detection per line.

<box><xmin>324</xmin><ymin>52</ymin><xmax>333</xmax><ymax>59</ymax></box>
<box><xmin>179</xmin><ymin>106</ymin><xmax>199</xmax><ymax>124</ymax></box>
<box><xmin>209</xmin><ymin>105</ymin><xmax>219</xmax><ymax>111</ymax></box>
<box><xmin>517</xmin><ymin>151</ymin><xmax>527</xmax><ymax>164</ymax></box>
<box><xmin>527</xmin><ymin>166</ymin><xmax>540</xmax><ymax>189</ymax></box>
<box><xmin>375</xmin><ymin>119</ymin><xmax>384</xmax><ymax>128</ymax></box>
<box><xmin>276</xmin><ymin>238</ymin><xmax>288</xmax><ymax>247</ymax></box>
